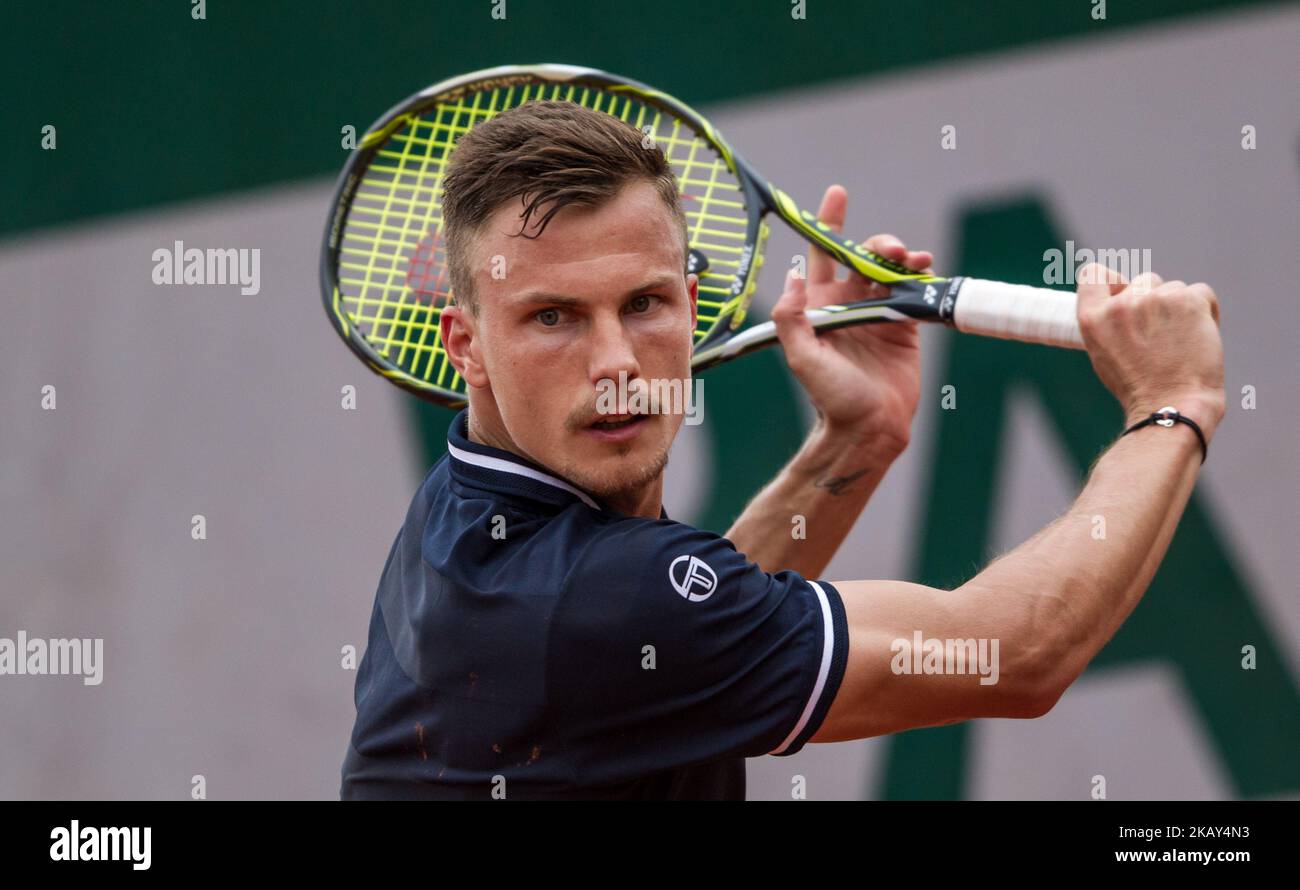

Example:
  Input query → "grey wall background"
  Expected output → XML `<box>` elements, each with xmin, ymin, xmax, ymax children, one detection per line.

<box><xmin>1</xmin><ymin>1</ymin><xmax>1296</xmax><ymax>799</ymax></box>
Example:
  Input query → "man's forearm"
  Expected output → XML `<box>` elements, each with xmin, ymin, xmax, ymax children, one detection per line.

<box><xmin>960</xmin><ymin>411</ymin><xmax>1214</xmax><ymax>699</ymax></box>
<box><xmin>726</xmin><ymin>421</ymin><xmax>905</xmax><ymax>578</ymax></box>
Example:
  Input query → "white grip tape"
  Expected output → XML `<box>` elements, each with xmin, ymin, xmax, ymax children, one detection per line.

<box><xmin>952</xmin><ymin>278</ymin><xmax>1084</xmax><ymax>349</ymax></box>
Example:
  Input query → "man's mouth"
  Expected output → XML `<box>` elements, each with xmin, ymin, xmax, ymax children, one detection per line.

<box><xmin>585</xmin><ymin>413</ymin><xmax>650</xmax><ymax>442</ymax></box>
<box><xmin>591</xmin><ymin>415</ymin><xmax>641</xmax><ymax>430</ymax></box>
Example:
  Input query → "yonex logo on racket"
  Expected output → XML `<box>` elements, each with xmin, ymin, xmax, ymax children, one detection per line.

<box><xmin>669</xmin><ymin>555</ymin><xmax>717</xmax><ymax>602</ymax></box>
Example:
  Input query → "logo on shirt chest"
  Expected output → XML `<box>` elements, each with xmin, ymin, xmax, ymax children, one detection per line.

<box><xmin>669</xmin><ymin>555</ymin><xmax>718</xmax><ymax>602</ymax></box>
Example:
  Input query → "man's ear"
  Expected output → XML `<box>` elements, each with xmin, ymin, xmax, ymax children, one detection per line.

<box><xmin>686</xmin><ymin>272</ymin><xmax>698</xmax><ymax>331</ymax></box>
<box><xmin>440</xmin><ymin>303</ymin><xmax>489</xmax><ymax>389</ymax></box>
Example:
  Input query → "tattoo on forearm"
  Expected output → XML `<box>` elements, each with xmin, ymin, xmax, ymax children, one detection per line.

<box><xmin>814</xmin><ymin>467</ymin><xmax>871</xmax><ymax>496</ymax></box>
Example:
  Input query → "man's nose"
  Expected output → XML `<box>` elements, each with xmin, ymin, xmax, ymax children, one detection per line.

<box><xmin>587</xmin><ymin>313</ymin><xmax>641</xmax><ymax>387</ymax></box>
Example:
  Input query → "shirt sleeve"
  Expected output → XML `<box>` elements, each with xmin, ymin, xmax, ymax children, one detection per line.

<box><xmin>544</xmin><ymin>517</ymin><xmax>849</xmax><ymax>786</ymax></box>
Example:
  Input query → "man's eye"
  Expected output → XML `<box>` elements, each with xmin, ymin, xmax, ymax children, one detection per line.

<box><xmin>536</xmin><ymin>308</ymin><xmax>561</xmax><ymax>326</ymax></box>
<box><xmin>629</xmin><ymin>295</ymin><xmax>656</xmax><ymax>313</ymax></box>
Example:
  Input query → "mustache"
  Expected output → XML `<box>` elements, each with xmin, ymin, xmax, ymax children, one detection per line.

<box><xmin>568</xmin><ymin>376</ymin><xmax>656</xmax><ymax>429</ymax></box>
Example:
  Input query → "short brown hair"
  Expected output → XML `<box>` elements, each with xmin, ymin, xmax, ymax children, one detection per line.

<box><xmin>440</xmin><ymin>100</ymin><xmax>688</xmax><ymax>315</ymax></box>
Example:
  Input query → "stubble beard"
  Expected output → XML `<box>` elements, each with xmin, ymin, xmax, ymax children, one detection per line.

<box><xmin>557</xmin><ymin>435</ymin><xmax>673</xmax><ymax>505</ymax></box>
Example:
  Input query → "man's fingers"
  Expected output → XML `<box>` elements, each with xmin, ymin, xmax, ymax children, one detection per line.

<box><xmin>1076</xmin><ymin>262</ymin><xmax>1128</xmax><ymax>320</ymax></box>
<box><xmin>807</xmin><ymin>185</ymin><xmax>847</xmax><ymax>286</ymax></box>
<box><xmin>1128</xmin><ymin>271</ymin><xmax>1164</xmax><ymax>295</ymax></box>
<box><xmin>772</xmin><ymin>268</ymin><xmax>820</xmax><ymax>367</ymax></box>
<box><xmin>864</xmin><ymin>234</ymin><xmax>932</xmax><ymax>270</ymax></box>
<box><xmin>853</xmin><ymin>235</ymin><xmax>932</xmax><ymax>298</ymax></box>
<box><xmin>904</xmin><ymin>250</ymin><xmax>933</xmax><ymax>272</ymax></box>
<box><xmin>1187</xmin><ymin>282</ymin><xmax>1221</xmax><ymax>325</ymax></box>
<box><xmin>864</xmin><ymin>233</ymin><xmax>905</xmax><ymax>258</ymax></box>
<box><xmin>863</xmin><ymin>235</ymin><xmax>905</xmax><ymax>297</ymax></box>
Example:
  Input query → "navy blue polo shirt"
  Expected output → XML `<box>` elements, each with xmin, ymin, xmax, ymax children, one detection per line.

<box><xmin>340</xmin><ymin>408</ymin><xmax>849</xmax><ymax>800</ymax></box>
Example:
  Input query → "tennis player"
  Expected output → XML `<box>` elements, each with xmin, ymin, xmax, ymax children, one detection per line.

<box><xmin>340</xmin><ymin>102</ymin><xmax>1224</xmax><ymax>800</ymax></box>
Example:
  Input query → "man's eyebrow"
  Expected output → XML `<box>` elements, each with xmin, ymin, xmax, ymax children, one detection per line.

<box><xmin>512</xmin><ymin>292</ymin><xmax>584</xmax><ymax>307</ymax></box>
<box><xmin>511</xmin><ymin>276</ymin><xmax>680</xmax><ymax>307</ymax></box>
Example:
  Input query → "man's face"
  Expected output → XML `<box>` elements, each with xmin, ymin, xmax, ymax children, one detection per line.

<box><xmin>451</xmin><ymin>180</ymin><xmax>698</xmax><ymax>507</ymax></box>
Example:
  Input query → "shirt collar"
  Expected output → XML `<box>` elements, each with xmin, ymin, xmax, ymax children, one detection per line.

<box><xmin>445</xmin><ymin>409</ymin><xmax>670</xmax><ymax>519</ymax></box>
<box><xmin>446</xmin><ymin>410</ymin><xmax>671</xmax><ymax>519</ymax></box>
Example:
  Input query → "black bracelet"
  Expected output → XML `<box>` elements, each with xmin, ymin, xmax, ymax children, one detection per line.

<box><xmin>1122</xmin><ymin>406</ymin><xmax>1208</xmax><ymax>464</ymax></box>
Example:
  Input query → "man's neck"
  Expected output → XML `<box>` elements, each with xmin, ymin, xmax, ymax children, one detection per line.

<box><xmin>467</xmin><ymin>412</ymin><xmax>664</xmax><ymax>519</ymax></box>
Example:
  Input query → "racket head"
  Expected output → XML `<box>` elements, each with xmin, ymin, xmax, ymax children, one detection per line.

<box><xmin>320</xmin><ymin>63</ymin><xmax>769</xmax><ymax>408</ymax></box>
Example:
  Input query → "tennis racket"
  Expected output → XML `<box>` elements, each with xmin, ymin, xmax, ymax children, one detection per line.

<box><xmin>322</xmin><ymin>63</ymin><xmax>1084</xmax><ymax>409</ymax></box>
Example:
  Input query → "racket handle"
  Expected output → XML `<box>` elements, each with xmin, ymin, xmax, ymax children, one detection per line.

<box><xmin>951</xmin><ymin>277</ymin><xmax>1084</xmax><ymax>349</ymax></box>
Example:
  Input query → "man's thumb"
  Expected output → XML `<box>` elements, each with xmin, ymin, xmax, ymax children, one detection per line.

<box><xmin>1076</xmin><ymin>262</ymin><xmax>1126</xmax><ymax>315</ymax></box>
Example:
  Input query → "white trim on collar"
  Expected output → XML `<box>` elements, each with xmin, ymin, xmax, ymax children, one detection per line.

<box><xmin>446</xmin><ymin>441</ymin><xmax>600</xmax><ymax>510</ymax></box>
